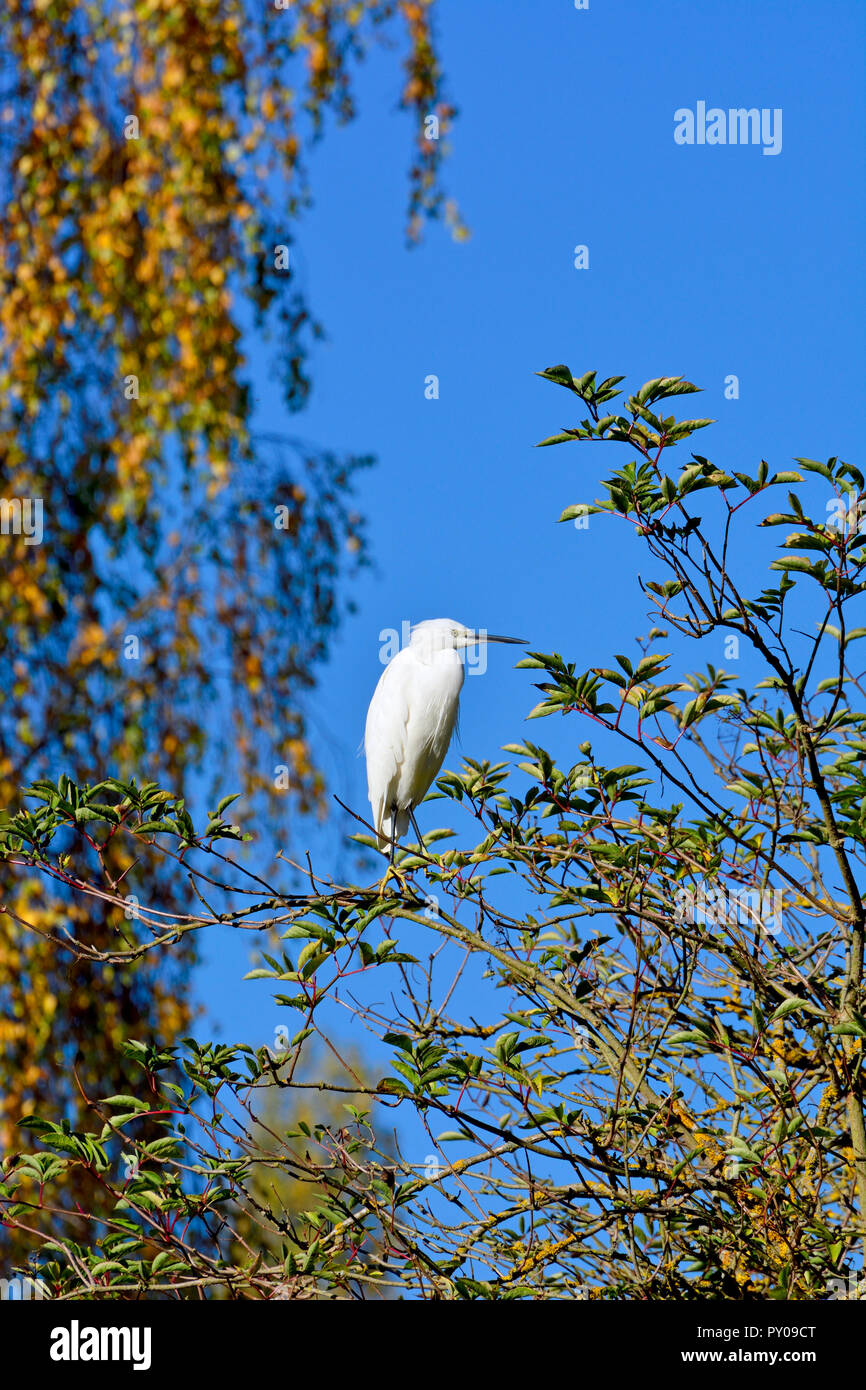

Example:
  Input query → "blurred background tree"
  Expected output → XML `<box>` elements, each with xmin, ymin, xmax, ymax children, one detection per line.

<box><xmin>2</xmin><ymin>371</ymin><xmax>865</xmax><ymax>1299</ymax></box>
<box><xmin>0</xmin><ymin>0</ymin><xmax>458</xmax><ymax>1259</ymax></box>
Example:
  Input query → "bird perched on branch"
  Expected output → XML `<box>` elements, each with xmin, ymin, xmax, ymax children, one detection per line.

<box><xmin>364</xmin><ymin>619</ymin><xmax>525</xmax><ymax>872</ymax></box>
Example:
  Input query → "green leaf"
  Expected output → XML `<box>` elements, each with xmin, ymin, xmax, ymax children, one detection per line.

<box><xmin>769</xmin><ymin>998</ymin><xmax>807</xmax><ymax>1023</ymax></box>
<box><xmin>538</xmin><ymin>433</ymin><xmax>578</xmax><ymax>448</ymax></box>
<box><xmin>831</xmin><ymin>1014</ymin><xmax>866</xmax><ymax>1039</ymax></box>
<box><xmin>100</xmin><ymin>1095</ymin><xmax>151</xmax><ymax>1111</ymax></box>
<box><xmin>794</xmin><ymin>457</ymin><xmax>833</xmax><ymax>480</ymax></box>
<box><xmin>536</xmin><ymin>364</ymin><xmax>579</xmax><ymax>391</ymax></box>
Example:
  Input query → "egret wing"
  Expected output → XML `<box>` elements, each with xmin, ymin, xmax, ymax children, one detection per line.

<box><xmin>364</xmin><ymin>653</ymin><xmax>413</xmax><ymax>848</ymax></box>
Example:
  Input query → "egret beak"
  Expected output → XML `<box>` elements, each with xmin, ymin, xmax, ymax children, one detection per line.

<box><xmin>479</xmin><ymin>633</ymin><xmax>527</xmax><ymax>644</ymax></box>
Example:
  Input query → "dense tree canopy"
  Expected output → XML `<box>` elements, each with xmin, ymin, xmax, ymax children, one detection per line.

<box><xmin>3</xmin><ymin>368</ymin><xmax>864</xmax><ymax>1299</ymax></box>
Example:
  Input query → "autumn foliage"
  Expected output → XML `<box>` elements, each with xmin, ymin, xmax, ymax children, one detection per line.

<box><xmin>0</xmin><ymin>0</ymin><xmax>456</xmax><ymax>1255</ymax></box>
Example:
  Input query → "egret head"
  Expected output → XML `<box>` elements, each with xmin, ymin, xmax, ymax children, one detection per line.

<box><xmin>409</xmin><ymin>618</ymin><xmax>526</xmax><ymax>652</ymax></box>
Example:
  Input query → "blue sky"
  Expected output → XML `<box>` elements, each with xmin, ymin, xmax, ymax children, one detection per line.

<box><xmin>197</xmin><ymin>0</ymin><xmax>866</xmax><ymax>1039</ymax></box>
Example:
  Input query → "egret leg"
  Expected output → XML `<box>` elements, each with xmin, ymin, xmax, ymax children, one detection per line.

<box><xmin>377</xmin><ymin>804</ymin><xmax>412</xmax><ymax>896</ymax></box>
<box><xmin>408</xmin><ymin>808</ymin><xmax>426</xmax><ymax>851</ymax></box>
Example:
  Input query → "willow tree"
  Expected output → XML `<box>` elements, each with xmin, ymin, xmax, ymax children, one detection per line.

<box><xmin>3</xmin><ymin>369</ymin><xmax>864</xmax><ymax>1299</ymax></box>
<box><xmin>0</xmin><ymin>0</ymin><xmax>458</xmax><ymax>1254</ymax></box>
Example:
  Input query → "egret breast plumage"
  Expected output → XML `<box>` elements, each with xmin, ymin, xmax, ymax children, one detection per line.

<box><xmin>364</xmin><ymin>619</ymin><xmax>525</xmax><ymax>857</ymax></box>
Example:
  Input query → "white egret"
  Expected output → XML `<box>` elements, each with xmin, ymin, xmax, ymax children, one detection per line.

<box><xmin>364</xmin><ymin>619</ymin><xmax>526</xmax><ymax>866</ymax></box>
